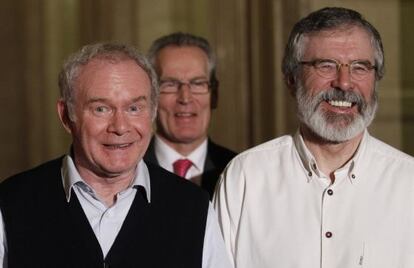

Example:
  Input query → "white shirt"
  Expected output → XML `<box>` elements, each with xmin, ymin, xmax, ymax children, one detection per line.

<box><xmin>213</xmin><ymin>130</ymin><xmax>414</xmax><ymax>268</ymax></box>
<box><xmin>0</xmin><ymin>155</ymin><xmax>232</xmax><ymax>268</ymax></box>
<box><xmin>154</xmin><ymin>135</ymin><xmax>208</xmax><ymax>179</ymax></box>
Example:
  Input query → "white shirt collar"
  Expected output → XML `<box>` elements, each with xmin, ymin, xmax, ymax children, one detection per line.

<box><xmin>293</xmin><ymin>129</ymin><xmax>368</xmax><ymax>183</ymax></box>
<box><xmin>61</xmin><ymin>155</ymin><xmax>151</xmax><ymax>203</ymax></box>
<box><xmin>154</xmin><ymin>135</ymin><xmax>208</xmax><ymax>173</ymax></box>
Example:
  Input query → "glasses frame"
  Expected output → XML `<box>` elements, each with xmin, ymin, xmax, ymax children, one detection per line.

<box><xmin>299</xmin><ymin>58</ymin><xmax>377</xmax><ymax>81</ymax></box>
<box><xmin>159</xmin><ymin>78</ymin><xmax>211</xmax><ymax>95</ymax></box>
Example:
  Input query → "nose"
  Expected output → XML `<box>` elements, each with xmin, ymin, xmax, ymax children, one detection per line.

<box><xmin>331</xmin><ymin>64</ymin><xmax>354</xmax><ymax>91</ymax></box>
<box><xmin>176</xmin><ymin>83</ymin><xmax>193</xmax><ymax>104</ymax></box>
<box><xmin>108</xmin><ymin>111</ymin><xmax>130</xmax><ymax>135</ymax></box>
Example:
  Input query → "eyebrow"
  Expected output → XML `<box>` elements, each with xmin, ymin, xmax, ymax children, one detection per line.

<box><xmin>86</xmin><ymin>96</ymin><xmax>148</xmax><ymax>105</ymax></box>
<box><xmin>315</xmin><ymin>58</ymin><xmax>374</xmax><ymax>63</ymax></box>
<box><xmin>160</xmin><ymin>76</ymin><xmax>209</xmax><ymax>81</ymax></box>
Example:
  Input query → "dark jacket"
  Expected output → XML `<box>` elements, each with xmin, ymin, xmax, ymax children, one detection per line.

<box><xmin>144</xmin><ymin>138</ymin><xmax>237</xmax><ymax>199</ymax></box>
<box><xmin>0</xmin><ymin>157</ymin><xmax>209</xmax><ymax>268</ymax></box>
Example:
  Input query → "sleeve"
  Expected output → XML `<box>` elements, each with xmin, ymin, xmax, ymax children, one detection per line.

<box><xmin>212</xmin><ymin>158</ymin><xmax>245</xmax><ymax>267</ymax></box>
<box><xmin>202</xmin><ymin>203</ymin><xmax>234</xmax><ymax>268</ymax></box>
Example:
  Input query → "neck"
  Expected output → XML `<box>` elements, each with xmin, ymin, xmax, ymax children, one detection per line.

<box><xmin>76</xmin><ymin>164</ymin><xmax>135</xmax><ymax>207</ymax></box>
<box><xmin>301</xmin><ymin>125</ymin><xmax>364</xmax><ymax>181</ymax></box>
<box><xmin>157</xmin><ymin>134</ymin><xmax>206</xmax><ymax>156</ymax></box>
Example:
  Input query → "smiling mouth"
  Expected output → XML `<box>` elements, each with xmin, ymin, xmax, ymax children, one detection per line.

<box><xmin>328</xmin><ymin>100</ymin><xmax>353</xmax><ymax>108</ymax></box>
<box><xmin>175</xmin><ymin>112</ymin><xmax>196</xmax><ymax>117</ymax></box>
<box><xmin>104</xmin><ymin>143</ymin><xmax>133</xmax><ymax>150</ymax></box>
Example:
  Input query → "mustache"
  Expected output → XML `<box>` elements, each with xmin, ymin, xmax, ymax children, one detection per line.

<box><xmin>317</xmin><ymin>88</ymin><xmax>367</xmax><ymax>112</ymax></box>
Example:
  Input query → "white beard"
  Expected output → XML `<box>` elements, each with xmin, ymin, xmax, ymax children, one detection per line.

<box><xmin>296</xmin><ymin>82</ymin><xmax>378</xmax><ymax>143</ymax></box>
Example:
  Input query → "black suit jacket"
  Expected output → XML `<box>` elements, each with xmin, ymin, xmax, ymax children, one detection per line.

<box><xmin>144</xmin><ymin>138</ymin><xmax>237</xmax><ymax>199</ymax></box>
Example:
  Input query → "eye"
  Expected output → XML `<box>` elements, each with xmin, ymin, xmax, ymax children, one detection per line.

<box><xmin>127</xmin><ymin>103</ymin><xmax>147</xmax><ymax>115</ymax></box>
<box><xmin>92</xmin><ymin>105</ymin><xmax>111</xmax><ymax>116</ymax></box>
<box><xmin>351</xmin><ymin>62</ymin><xmax>370</xmax><ymax>74</ymax></box>
<box><xmin>161</xmin><ymin>80</ymin><xmax>179</xmax><ymax>88</ymax></box>
<box><xmin>161</xmin><ymin>81</ymin><xmax>175</xmax><ymax>87</ymax></box>
<box><xmin>128</xmin><ymin>104</ymin><xmax>140</xmax><ymax>113</ymax></box>
<box><xmin>191</xmin><ymin>80</ymin><xmax>208</xmax><ymax>86</ymax></box>
<box><xmin>189</xmin><ymin>80</ymin><xmax>209</xmax><ymax>93</ymax></box>
<box><xmin>160</xmin><ymin>80</ymin><xmax>180</xmax><ymax>93</ymax></box>
<box><xmin>315</xmin><ymin>60</ymin><xmax>337</xmax><ymax>72</ymax></box>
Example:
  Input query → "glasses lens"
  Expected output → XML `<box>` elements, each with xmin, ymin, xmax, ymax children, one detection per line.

<box><xmin>190</xmin><ymin>80</ymin><xmax>209</xmax><ymax>94</ymax></box>
<box><xmin>160</xmin><ymin>80</ymin><xmax>179</xmax><ymax>93</ymax></box>
<box><xmin>350</xmin><ymin>62</ymin><xmax>373</xmax><ymax>80</ymax></box>
<box><xmin>314</xmin><ymin>60</ymin><xmax>338</xmax><ymax>79</ymax></box>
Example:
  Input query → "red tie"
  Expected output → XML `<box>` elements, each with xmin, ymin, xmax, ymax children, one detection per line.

<box><xmin>173</xmin><ymin>159</ymin><xmax>193</xmax><ymax>178</ymax></box>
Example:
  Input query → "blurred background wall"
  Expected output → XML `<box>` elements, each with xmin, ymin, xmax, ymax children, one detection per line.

<box><xmin>1</xmin><ymin>0</ymin><xmax>413</xmax><ymax>179</ymax></box>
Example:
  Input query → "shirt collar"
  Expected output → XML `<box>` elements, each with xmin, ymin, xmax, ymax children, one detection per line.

<box><xmin>293</xmin><ymin>129</ymin><xmax>368</xmax><ymax>183</ymax></box>
<box><xmin>61</xmin><ymin>155</ymin><xmax>151</xmax><ymax>203</ymax></box>
<box><xmin>154</xmin><ymin>135</ymin><xmax>207</xmax><ymax>172</ymax></box>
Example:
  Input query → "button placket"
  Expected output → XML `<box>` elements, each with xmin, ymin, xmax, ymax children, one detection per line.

<box><xmin>321</xmin><ymin>185</ymin><xmax>336</xmax><ymax>268</ymax></box>
<box><xmin>99</xmin><ymin>207</ymin><xmax>119</xmax><ymax>257</ymax></box>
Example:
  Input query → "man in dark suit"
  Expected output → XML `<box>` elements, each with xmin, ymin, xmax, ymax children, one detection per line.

<box><xmin>0</xmin><ymin>42</ymin><xmax>231</xmax><ymax>268</ymax></box>
<box><xmin>145</xmin><ymin>32</ymin><xmax>236</xmax><ymax>198</ymax></box>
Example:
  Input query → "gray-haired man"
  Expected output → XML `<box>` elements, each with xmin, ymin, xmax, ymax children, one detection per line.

<box><xmin>0</xmin><ymin>42</ymin><xmax>231</xmax><ymax>268</ymax></box>
<box><xmin>214</xmin><ymin>7</ymin><xmax>414</xmax><ymax>268</ymax></box>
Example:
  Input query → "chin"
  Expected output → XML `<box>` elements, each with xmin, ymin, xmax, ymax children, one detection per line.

<box><xmin>102</xmin><ymin>158</ymin><xmax>138</xmax><ymax>173</ymax></box>
<box><xmin>311</xmin><ymin>123</ymin><xmax>364</xmax><ymax>143</ymax></box>
<box><xmin>179</xmin><ymin>135</ymin><xmax>205</xmax><ymax>144</ymax></box>
<box><xmin>102</xmin><ymin>166</ymin><xmax>135</xmax><ymax>178</ymax></box>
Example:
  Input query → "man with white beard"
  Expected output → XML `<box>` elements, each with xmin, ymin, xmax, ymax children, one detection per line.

<box><xmin>213</xmin><ymin>7</ymin><xmax>414</xmax><ymax>268</ymax></box>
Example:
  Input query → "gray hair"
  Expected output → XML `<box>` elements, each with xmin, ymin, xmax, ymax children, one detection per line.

<box><xmin>147</xmin><ymin>32</ymin><xmax>219</xmax><ymax>108</ymax></box>
<box><xmin>282</xmin><ymin>7</ymin><xmax>385</xmax><ymax>87</ymax></box>
<box><xmin>148</xmin><ymin>32</ymin><xmax>216</xmax><ymax>75</ymax></box>
<box><xmin>58</xmin><ymin>42</ymin><xmax>159</xmax><ymax>120</ymax></box>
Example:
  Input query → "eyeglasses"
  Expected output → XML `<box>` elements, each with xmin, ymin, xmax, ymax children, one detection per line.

<box><xmin>159</xmin><ymin>79</ymin><xmax>210</xmax><ymax>94</ymax></box>
<box><xmin>299</xmin><ymin>59</ymin><xmax>377</xmax><ymax>81</ymax></box>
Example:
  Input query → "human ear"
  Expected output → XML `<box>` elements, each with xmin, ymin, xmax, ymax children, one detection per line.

<box><xmin>57</xmin><ymin>99</ymin><xmax>74</xmax><ymax>134</ymax></box>
<box><xmin>285</xmin><ymin>75</ymin><xmax>297</xmax><ymax>97</ymax></box>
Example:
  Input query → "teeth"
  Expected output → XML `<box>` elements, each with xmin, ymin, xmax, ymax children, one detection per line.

<box><xmin>176</xmin><ymin>113</ymin><xmax>192</xmax><ymax>117</ymax></box>
<box><xmin>106</xmin><ymin>144</ymin><xmax>130</xmax><ymax>149</ymax></box>
<box><xmin>328</xmin><ymin>100</ymin><xmax>352</xmax><ymax>107</ymax></box>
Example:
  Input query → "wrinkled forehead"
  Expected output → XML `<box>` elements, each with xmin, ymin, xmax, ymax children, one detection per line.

<box><xmin>298</xmin><ymin>26</ymin><xmax>375</xmax><ymax>60</ymax></box>
<box><xmin>302</xmin><ymin>24</ymin><xmax>372</xmax><ymax>40</ymax></box>
<box><xmin>74</xmin><ymin>58</ymin><xmax>151</xmax><ymax>96</ymax></box>
<box><xmin>76</xmin><ymin>57</ymin><xmax>147</xmax><ymax>83</ymax></box>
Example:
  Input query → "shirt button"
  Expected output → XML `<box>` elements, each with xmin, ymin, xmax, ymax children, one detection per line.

<box><xmin>327</xmin><ymin>189</ymin><xmax>333</xmax><ymax>195</ymax></box>
<box><xmin>351</xmin><ymin>174</ymin><xmax>356</xmax><ymax>179</ymax></box>
<box><xmin>308</xmin><ymin>171</ymin><xmax>312</xmax><ymax>177</ymax></box>
<box><xmin>325</xmin><ymin>231</ymin><xmax>333</xmax><ymax>238</ymax></box>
